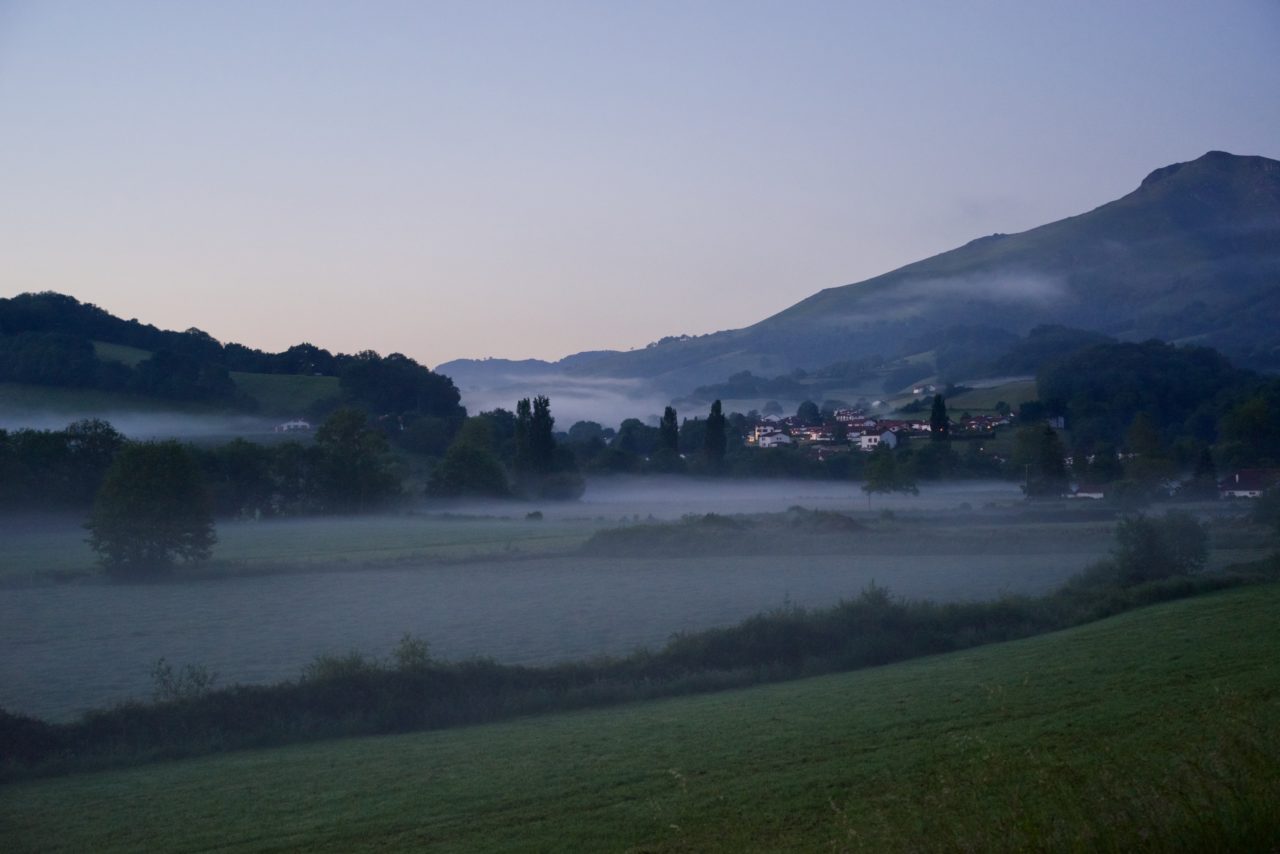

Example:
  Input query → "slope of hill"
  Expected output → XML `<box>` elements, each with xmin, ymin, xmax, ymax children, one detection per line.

<box><xmin>0</xmin><ymin>294</ymin><xmax>459</xmax><ymax>419</ymax></box>
<box><xmin>442</xmin><ymin>151</ymin><xmax>1280</xmax><ymax>396</ymax></box>
<box><xmin>6</xmin><ymin>583</ymin><xmax>1277</xmax><ymax>851</ymax></box>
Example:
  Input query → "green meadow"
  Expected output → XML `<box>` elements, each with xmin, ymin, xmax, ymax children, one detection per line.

<box><xmin>229</xmin><ymin>371</ymin><xmax>340</xmax><ymax>414</ymax></box>
<box><xmin>0</xmin><ymin>513</ymin><xmax>603</xmax><ymax>579</ymax></box>
<box><xmin>5</xmin><ymin>583</ymin><xmax>1277</xmax><ymax>852</ymax></box>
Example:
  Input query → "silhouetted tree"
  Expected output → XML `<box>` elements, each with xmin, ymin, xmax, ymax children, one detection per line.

<box><xmin>314</xmin><ymin>408</ymin><xmax>400</xmax><ymax>512</ymax></box>
<box><xmin>428</xmin><ymin>418</ymin><xmax>509</xmax><ymax>498</ymax></box>
<box><xmin>703</xmin><ymin>400</ymin><xmax>727</xmax><ymax>468</ymax></box>
<box><xmin>87</xmin><ymin>441</ymin><xmax>216</xmax><ymax>578</ymax></box>
<box><xmin>1013</xmin><ymin>425</ymin><xmax>1068</xmax><ymax>497</ymax></box>
<box><xmin>929</xmin><ymin>394</ymin><xmax>949</xmax><ymax>441</ymax></box>
<box><xmin>659</xmin><ymin>406</ymin><xmax>679</xmax><ymax>453</ymax></box>
<box><xmin>862</xmin><ymin>445</ymin><xmax>918</xmax><ymax>501</ymax></box>
<box><xmin>796</xmin><ymin>400</ymin><xmax>820</xmax><ymax>425</ymax></box>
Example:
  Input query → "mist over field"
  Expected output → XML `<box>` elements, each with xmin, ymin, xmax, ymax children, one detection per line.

<box><xmin>445</xmin><ymin>476</ymin><xmax>1024</xmax><ymax>520</ymax></box>
<box><xmin>0</xmin><ymin>477</ymin><xmax>1126</xmax><ymax>722</ymax></box>
<box><xmin>0</xmin><ymin>410</ymin><xmax>283</xmax><ymax>441</ymax></box>
<box><xmin>0</xmin><ymin>533</ymin><xmax>1095</xmax><ymax>722</ymax></box>
<box><xmin>456</xmin><ymin>374</ymin><xmax>670</xmax><ymax>429</ymax></box>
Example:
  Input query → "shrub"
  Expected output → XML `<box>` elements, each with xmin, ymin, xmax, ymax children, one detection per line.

<box><xmin>1113</xmin><ymin>511</ymin><xmax>1208</xmax><ymax>584</ymax></box>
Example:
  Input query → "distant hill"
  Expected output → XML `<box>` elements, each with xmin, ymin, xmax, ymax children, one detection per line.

<box><xmin>0</xmin><ymin>293</ymin><xmax>460</xmax><ymax>418</ymax></box>
<box><xmin>443</xmin><ymin>151</ymin><xmax>1280</xmax><ymax>397</ymax></box>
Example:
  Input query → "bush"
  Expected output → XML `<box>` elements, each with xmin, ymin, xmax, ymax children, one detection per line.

<box><xmin>1113</xmin><ymin>511</ymin><xmax>1208</xmax><ymax>584</ymax></box>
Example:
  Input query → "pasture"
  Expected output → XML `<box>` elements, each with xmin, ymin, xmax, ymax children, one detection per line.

<box><xmin>4</xmin><ymin>583</ymin><xmax>1277</xmax><ymax>852</ymax></box>
<box><xmin>1</xmin><ymin>477</ymin><xmax>1269</xmax><ymax>722</ymax></box>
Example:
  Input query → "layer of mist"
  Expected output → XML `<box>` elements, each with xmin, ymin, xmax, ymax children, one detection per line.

<box><xmin>0</xmin><ymin>411</ymin><xmax>283</xmax><ymax>441</ymax></box>
<box><xmin>441</xmin><ymin>476</ymin><xmax>1023</xmax><ymax>521</ymax></box>
<box><xmin>456</xmin><ymin>375</ymin><xmax>670</xmax><ymax>428</ymax></box>
<box><xmin>1</xmin><ymin>547</ymin><xmax>1091</xmax><ymax>721</ymax></box>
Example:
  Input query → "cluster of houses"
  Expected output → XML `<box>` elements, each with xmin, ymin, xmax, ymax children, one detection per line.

<box><xmin>745</xmin><ymin>408</ymin><xmax>1015</xmax><ymax>454</ymax></box>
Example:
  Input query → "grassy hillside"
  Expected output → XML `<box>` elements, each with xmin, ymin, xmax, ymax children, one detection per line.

<box><xmin>229</xmin><ymin>371</ymin><xmax>339</xmax><ymax>415</ymax></box>
<box><xmin>948</xmin><ymin>379</ymin><xmax>1038</xmax><ymax>413</ymax></box>
<box><xmin>525</xmin><ymin>151</ymin><xmax>1280</xmax><ymax>391</ymax></box>
<box><xmin>0</xmin><ymin>369</ymin><xmax>338</xmax><ymax>419</ymax></box>
<box><xmin>0</xmin><ymin>382</ymin><xmax>210</xmax><ymax>416</ymax></box>
<box><xmin>6</xmin><ymin>583</ymin><xmax>1277</xmax><ymax>852</ymax></box>
<box><xmin>90</xmin><ymin>340</ymin><xmax>151</xmax><ymax>367</ymax></box>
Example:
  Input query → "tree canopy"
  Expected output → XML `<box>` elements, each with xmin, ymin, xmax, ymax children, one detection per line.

<box><xmin>87</xmin><ymin>441</ymin><xmax>216</xmax><ymax>578</ymax></box>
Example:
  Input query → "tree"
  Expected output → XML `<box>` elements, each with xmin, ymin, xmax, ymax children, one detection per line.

<box><xmin>929</xmin><ymin>394</ymin><xmax>949</xmax><ymax>441</ymax></box>
<box><xmin>514</xmin><ymin>396</ymin><xmax>556</xmax><ymax>477</ymax></box>
<box><xmin>862</xmin><ymin>445</ymin><xmax>918</xmax><ymax>503</ymax></box>
<box><xmin>338</xmin><ymin>350</ymin><xmax>463</xmax><ymax>418</ymax></box>
<box><xmin>428</xmin><ymin>419</ymin><xmax>509</xmax><ymax>498</ymax></box>
<box><xmin>796</xmin><ymin>400</ymin><xmax>820</xmax><ymax>425</ymax></box>
<box><xmin>1012</xmin><ymin>425</ymin><xmax>1068</xmax><ymax>497</ymax></box>
<box><xmin>614</xmin><ymin>418</ymin><xmax>659</xmax><ymax>456</ymax></box>
<box><xmin>659</xmin><ymin>406</ymin><xmax>679</xmax><ymax>454</ymax></box>
<box><xmin>314</xmin><ymin>408</ymin><xmax>401</xmax><ymax>512</ymax></box>
<box><xmin>87</xmin><ymin>441</ymin><xmax>216</xmax><ymax>578</ymax></box>
<box><xmin>703</xmin><ymin>400</ymin><xmax>727</xmax><ymax>468</ymax></box>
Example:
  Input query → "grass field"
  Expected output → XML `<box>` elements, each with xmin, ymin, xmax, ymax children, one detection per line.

<box><xmin>0</xmin><ymin>382</ymin><xmax>208</xmax><ymax>418</ymax></box>
<box><xmin>5</xmin><ymin>583</ymin><xmax>1277</xmax><ymax>852</ymax></box>
<box><xmin>0</xmin><ymin>513</ymin><xmax>602</xmax><ymax>579</ymax></box>
<box><xmin>949</xmin><ymin>379</ymin><xmax>1039</xmax><ymax>413</ymax></box>
<box><xmin>230</xmin><ymin>371</ymin><xmax>340</xmax><ymax>414</ymax></box>
<box><xmin>90</xmin><ymin>340</ymin><xmax>151</xmax><ymax>367</ymax></box>
<box><xmin>2</xmin><ymin>508</ymin><xmax>1268</xmax><ymax>582</ymax></box>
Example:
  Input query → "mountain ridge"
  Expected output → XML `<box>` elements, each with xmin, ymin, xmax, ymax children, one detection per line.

<box><xmin>440</xmin><ymin>150</ymin><xmax>1280</xmax><ymax>394</ymax></box>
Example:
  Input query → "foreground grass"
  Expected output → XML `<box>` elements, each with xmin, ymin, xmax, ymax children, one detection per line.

<box><xmin>5</xmin><ymin>584</ymin><xmax>1278</xmax><ymax>852</ymax></box>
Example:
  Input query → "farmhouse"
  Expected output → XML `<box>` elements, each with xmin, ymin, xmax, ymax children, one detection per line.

<box><xmin>274</xmin><ymin>419</ymin><xmax>312</xmax><ymax>433</ymax></box>
<box><xmin>1068</xmin><ymin>483</ymin><xmax>1107</xmax><ymax>500</ymax></box>
<box><xmin>1219</xmin><ymin>470</ymin><xmax>1277</xmax><ymax>499</ymax></box>
<box><xmin>758</xmin><ymin>432</ymin><xmax>793</xmax><ymax>449</ymax></box>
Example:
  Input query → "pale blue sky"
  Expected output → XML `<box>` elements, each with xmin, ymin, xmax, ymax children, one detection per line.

<box><xmin>2</xmin><ymin>1</ymin><xmax>1277</xmax><ymax>366</ymax></box>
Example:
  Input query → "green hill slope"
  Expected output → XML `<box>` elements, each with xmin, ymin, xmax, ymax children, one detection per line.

<box><xmin>438</xmin><ymin>151</ymin><xmax>1279</xmax><ymax>391</ymax></box>
<box><xmin>7</xmin><ymin>583</ymin><xmax>1278</xmax><ymax>852</ymax></box>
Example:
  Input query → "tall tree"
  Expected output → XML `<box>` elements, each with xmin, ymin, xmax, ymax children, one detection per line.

<box><xmin>1013</xmin><ymin>425</ymin><xmax>1068</xmax><ymax>497</ymax></box>
<box><xmin>513</xmin><ymin>398</ymin><xmax>532</xmax><ymax>473</ymax></box>
<box><xmin>529</xmin><ymin>396</ymin><xmax>556</xmax><ymax>473</ymax></box>
<box><xmin>87</xmin><ymin>441</ymin><xmax>216</xmax><ymax>578</ymax></box>
<box><xmin>514</xmin><ymin>396</ymin><xmax>556</xmax><ymax>476</ymax></box>
<box><xmin>929</xmin><ymin>394</ymin><xmax>950</xmax><ymax>441</ymax></box>
<box><xmin>659</xmin><ymin>406</ymin><xmax>679</xmax><ymax>454</ymax></box>
<box><xmin>703</xmin><ymin>400</ymin><xmax>727</xmax><ymax>467</ymax></box>
<box><xmin>314</xmin><ymin>408</ymin><xmax>400</xmax><ymax>512</ymax></box>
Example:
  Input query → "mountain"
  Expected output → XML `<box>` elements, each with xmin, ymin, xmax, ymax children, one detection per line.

<box><xmin>441</xmin><ymin>151</ymin><xmax>1280</xmax><ymax>397</ymax></box>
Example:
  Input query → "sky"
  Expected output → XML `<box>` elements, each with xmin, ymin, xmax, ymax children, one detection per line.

<box><xmin>2</xmin><ymin>1</ymin><xmax>1278</xmax><ymax>368</ymax></box>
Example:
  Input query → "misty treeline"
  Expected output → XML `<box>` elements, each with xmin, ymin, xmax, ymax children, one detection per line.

<box><xmin>1010</xmin><ymin>338</ymin><xmax>1280</xmax><ymax>497</ymax></box>
<box><xmin>0</xmin><ymin>292</ymin><xmax>464</xmax><ymax>417</ymax></box>
<box><xmin>0</xmin><ymin>412</ymin><xmax>404</xmax><ymax>518</ymax></box>
<box><xmin>4</xmin><ymin>510</ymin><xmax>1275</xmax><ymax>780</ymax></box>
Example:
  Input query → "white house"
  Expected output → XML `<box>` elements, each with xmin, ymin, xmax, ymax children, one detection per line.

<box><xmin>274</xmin><ymin>419</ymin><xmax>312</xmax><ymax>433</ymax></box>
<box><xmin>759</xmin><ymin>433</ymin><xmax>793</xmax><ymax>449</ymax></box>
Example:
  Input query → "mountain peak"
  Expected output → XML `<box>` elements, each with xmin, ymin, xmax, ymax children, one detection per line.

<box><xmin>1138</xmin><ymin>150</ymin><xmax>1274</xmax><ymax>189</ymax></box>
